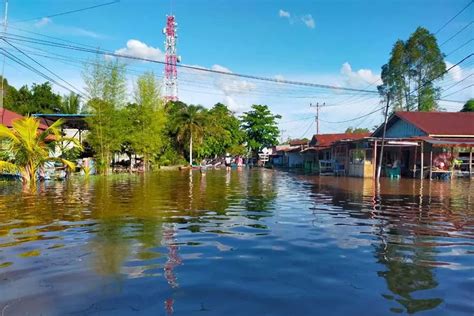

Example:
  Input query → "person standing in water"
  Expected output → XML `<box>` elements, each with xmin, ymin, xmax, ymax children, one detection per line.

<box><xmin>225</xmin><ymin>153</ymin><xmax>232</xmax><ymax>171</ymax></box>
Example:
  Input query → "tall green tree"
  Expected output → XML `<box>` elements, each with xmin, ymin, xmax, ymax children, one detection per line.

<box><xmin>0</xmin><ymin>76</ymin><xmax>18</xmax><ymax>111</ymax></box>
<box><xmin>198</xmin><ymin>103</ymin><xmax>244</xmax><ymax>158</ymax></box>
<box><xmin>170</xmin><ymin>104</ymin><xmax>207</xmax><ymax>165</ymax></box>
<box><xmin>128</xmin><ymin>72</ymin><xmax>166</xmax><ymax>170</ymax></box>
<box><xmin>460</xmin><ymin>99</ymin><xmax>474</xmax><ymax>112</ymax></box>
<box><xmin>241</xmin><ymin>104</ymin><xmax>281</xmax><ymax>156</ymax></box>
<box><xmin>83</xmin><ymin>56</ymin><xmax>127</xmax><ymax>174</ymax></box>
<box><xmin>4</xmin><ymin>82</ymin><xmax>62</xmax><ymax>115</ymax></box>
<box><xmin>378</xmin><ymin>27</ymin><xmax>446</xmax><ymax>112</ymax></box>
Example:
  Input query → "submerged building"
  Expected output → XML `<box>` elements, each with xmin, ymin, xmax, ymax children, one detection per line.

<box><xmin>271</xmin><ymin>112</ymin><xmax>474</xmax><ymax>180</ymax></box>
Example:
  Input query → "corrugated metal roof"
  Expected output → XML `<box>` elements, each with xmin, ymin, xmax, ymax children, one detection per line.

<box><xmin>309</xmin><ymin>132</ymin><xmax>370</xmax><ymax>147</ymax></box>
<box><xmin>0</xmin><ymin>108</ymin><xmax>48</xmax><ymax>130</ymax></box>
<box><xmin>418</xmin><ymin>136</ymin><xmax>474</xmax><ymax>147</ymax></box>
<box><xmin>288</xmin><ymin>139</ymin><xmax>308</xmax><ymax>146</ymax></box>
<box><xmin>394</xmin><ymin>112</ymin><xmax>474</xmax><ymax>136</ymax></box>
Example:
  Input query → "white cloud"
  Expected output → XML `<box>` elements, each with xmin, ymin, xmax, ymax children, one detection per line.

<box><xmin>29</xmin><ymin>19</ymin><xmax>104</xmax><ymax>39</ymax></box>
<box><xmin>69</xmin><ymin>26</ymin><xmax>101</xmax><ymax>39</ymax></box>
<box><xmin>206</xmin><ymin>64</ymin><xmax>256</xmax><ymax>112</ymax></box>
<box><xmin>35</xmin><ymin>17</ymin><xmax>51</xmax><ymax>28</ymax></box>
<box><xmin>274</xmin><ymin>74</ymin><xmax>285</xmax><ymax>82</ymax></box>
<box><xmin>445</xmin><ymin>61</ymin><xmax>463</xmax><ymax>82</ymax></box>
<box><xmin>301</xmin><ymin>15</ymin><xmax>315</xmax><ymax>29</ymax></box>
<box><xmin>279</xmin><ymin>10</ymin><xmax>315</xmax><ymax>29</ymax></box>
<box><xmin>211</xmin><ymin>64</ymin><xmax>232</xmax><ymax>73</ymax></box>
<box><xmin>279</xmin><ymin>9</ymin><xmax>291</xmax><ymax>19</ymax></box>
<box><xmin>340</xmin><ymin>62</ymin><xmax>380</xmax><ymax>87</ymax></box>
<box><xmin>115</xmin><ymin>39</ymin><xmax>165</xmax><ymax>62</ymax></box>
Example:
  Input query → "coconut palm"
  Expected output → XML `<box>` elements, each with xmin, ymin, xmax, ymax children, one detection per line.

<box><xmin>59</xmin><ymin>92</ymin><xmax>81</xmax><ymax>114</ymax></box>
<box><xmin>171</xmin><ymin>105</ymin><xmax>207</xmax><ymax>165</ymax></box>
<box><xmin>0</xmin><ymin>116</ymin><xmax>81</xmax><ymax>184</ymax></box>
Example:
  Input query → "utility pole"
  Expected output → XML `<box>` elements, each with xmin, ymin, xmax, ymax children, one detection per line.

<box><xmin>310</xmin><ymin>102</ymin><xmax>325</xmax><ymax>135</ymax></box>
<box><xmin>0</xmin><ymin>0</ymin><xmax>8</xmax><ymax>111</ymax></box>
<box><xmin>279</xmin><ymin>129</ymin><xmax>286</xmax><ymax>144</ymax></box>
<box><xmin>376</xmin><ymin>93</ymin><xmax>391</xmax><ymax>181</ymax></box>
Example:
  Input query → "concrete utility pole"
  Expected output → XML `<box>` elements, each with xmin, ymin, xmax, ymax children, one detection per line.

<box><xmin>279</xmin><ymin>129</ymin><xmax>286</xmax><ymax>144</ymax></box>
<box><xmin>376</xmin><ymin>94</ymin><xmax>391</xmax><ymax>181</ymax></box>
<box><xmin>310</xmin><ymin>102</ymin><xmax>325</xmax><ymax>135</ymax></box>
<box><xmin>0</xmin><ymin>0</ymin><xmax>8</xmax><ymax>110</ymax></box>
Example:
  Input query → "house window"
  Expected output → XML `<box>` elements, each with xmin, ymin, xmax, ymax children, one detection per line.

<box><xmin>350</xmin><ymin>149</ymin><xmax>365</xmax><ymax>164</ymax></box>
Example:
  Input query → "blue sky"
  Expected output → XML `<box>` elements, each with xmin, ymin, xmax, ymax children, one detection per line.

<box><xmin>3</xmin><ymin>0</ymin><xmax>473</xmax><ymax>138</ymax></box>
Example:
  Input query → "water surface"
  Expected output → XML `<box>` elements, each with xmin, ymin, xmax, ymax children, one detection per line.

<box><xmin>0</xmin><ymin>169</ymin><xmax>473</xmax><ymax>315</ymax></box>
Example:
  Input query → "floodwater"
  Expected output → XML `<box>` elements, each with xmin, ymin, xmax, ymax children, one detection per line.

<box><xmin>0</xmin><ymin>169</ymin><xmax>473</xmax><ymax>316</ymax></box>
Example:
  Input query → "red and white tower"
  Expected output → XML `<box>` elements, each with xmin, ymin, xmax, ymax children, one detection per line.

<box><xmin>163</xmin><ymin>15</ymin><xmax>180</xmax><ymax>101</ymax></box>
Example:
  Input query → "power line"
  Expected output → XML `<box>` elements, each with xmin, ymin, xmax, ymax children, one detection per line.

<box><xmin>13</xmin><ymin>0</ymin><xmax>120</xmax><ymax>23</ymax></box>
<box><xmin>442</xmin><ymin>73</ymin><xmax>474</xmax><ymax>92</ymax></box>
<box><xmin>441</xmin><ymin>84</ymin><xmax>473</xmax><ymax>98</ymax></box>
<box><xmin>279</xmin><ymin>116</ymin><xmax>314</xmax><ymax>124</ymax></box>
<box><xmin>319</xmin><ymin>104</ymin><xmax>384</xmax><ymax>124</ymax></box>
<box><xmin>0</xmin><ymin>32</ymin><xmax>381</xmax><ymax>94</ymax></box>
<box><xmin>6</xmin><ymin>24</ymin><xmax>101</xmax><ymax>49</ymax></box>
<box><xmin>435</xmin><ymin>0</ymin><xmax>473</xmax><ymax>34</ymax></box>
<box><xmin>406</xmin><ymin>53</ymin><xmax>473</xmax><ymax>110</ymax></box>
<box><xmin>439</xmin><ymin>98</ymin><xmax>469</xmax><ymax>103</ymax></box>
<box><xmin>299</xmin><ymin>120</ymin><xmax>314</xmax><ymax>139</ymax></box>
<box><xmin>440</xmin><ymin>21</ymin><xmax>473</xmax><ymax>46</ymax></box>
<box><xmin>0</xmin><ymin>48</ymin><xmax>86</xmax><ymax>98</ymax></box>
<box><xmin>1</xmin><ymin>38</ymin><xmax>86</xmax><ymax>97</ymax></box>
<box><xmin>446</xmin><ymin>38</ymin><xmax>473</xmax><ymax>56</ymax></box>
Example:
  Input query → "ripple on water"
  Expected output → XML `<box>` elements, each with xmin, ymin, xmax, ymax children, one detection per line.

<box><xmin>0</xmin><ymin>171</ymin><xmax>473</xmax><ymax>315</ymax></box>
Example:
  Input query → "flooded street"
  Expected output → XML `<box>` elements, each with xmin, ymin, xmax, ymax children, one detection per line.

<box><xmin>0</xmin><ymin>169</ymin><xmax>473</xmax><ymax>315</ymax></box>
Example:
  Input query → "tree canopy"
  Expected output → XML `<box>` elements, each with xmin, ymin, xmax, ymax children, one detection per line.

<box><xmin>460</xmin><ymin>99</ymin><xmax>474</xmax><ymax>112</ymax></box>
<box><xmin>241</xmin><ymin>104</ymin><xmax>281</xmax><ymax>155</ymax></box>
<box><xmin>2</xmin><ymin>61</ymin><xmax>284</xmax><ymax>169</ymax></box>
<box><xmin>345</xmin><ymin>127</ymin><xmax>370</xmax><ymax>134</ymax></box>
<box><xmin>378</xmin><ymin>27</ymin><xmax>446</xmax><ymax>112</ymax></box>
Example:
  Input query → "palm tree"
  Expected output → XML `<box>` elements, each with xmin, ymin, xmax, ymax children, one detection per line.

<box><xmin>0</xmin><ymin>116</ymin><xmax>81</xmax><ymax>185</ymax></box>
<box><xmin>171</xmin><ymin>105</ymin><xmax>207</xmax><ymax>165</ymax></box>
<box><xmin>59</xmin><ymin>92</ymin><xmax>81</xmax><ymax>114</ymax></box>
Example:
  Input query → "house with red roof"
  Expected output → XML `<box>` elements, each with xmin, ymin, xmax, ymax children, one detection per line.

<box><xmin>273</xmin><ymin>111</ymin><xmax>474</xmax><ymax>179</ymax></box>
<box><xmin>0</xmin><ymin>108</ymin><xmax>49</xmax><ymax>130</ymax></box>
<box><xmin>368</xmin><ymin>111</ymin><xmax>474</xmax><ymax>179</ymax></box>
<box><xmin>302</xmin><ymin>133</ymin><xmax>371</xmax><ymax>174</ymax></box>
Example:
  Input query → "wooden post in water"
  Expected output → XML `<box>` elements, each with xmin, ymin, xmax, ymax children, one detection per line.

<box><xmin>373</xmin><ymin>140</ymin><xmax>377</xmax><ymax>179</ymax></box>
<box><xmin>413</xmin><ymin>144</ymin><xmax>418</xmax><ymax>178</ymax></box>
<box><xmin>420</xmin><ymin>142</ymin><xmax>424</xmax><ymax>180</ymax></box>
<box><xmin>470</xmin><ymin>147</ymin><xmax>473</xmax><ymax>179</ymax></box>
<box><xmin>429</xmin><ymin>150</ymin><xmax>433</xmax><ymax>181</ymax></box>
<box><xmin>377</xmin><ymin>94</ymin><xmax>391</xmax><ymax>181</ymax></box>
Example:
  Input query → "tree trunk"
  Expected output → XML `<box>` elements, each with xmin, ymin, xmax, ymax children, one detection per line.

<box><xmin>189</xmin><ymin>130</ymin><xmax>193</xmax><ymax>166</ymax></box>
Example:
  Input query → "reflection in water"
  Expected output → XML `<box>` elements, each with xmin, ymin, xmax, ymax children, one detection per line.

<box><xmin>0</xmin><ymin>170</ymin><xmax>473</xmax><ymax>315</ymax></box>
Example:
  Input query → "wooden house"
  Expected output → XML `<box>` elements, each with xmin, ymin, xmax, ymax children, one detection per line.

<box><xmin>370</xmin><ymin>112</ymin><xmax>474</xmax><ymax>179</ymax></box>
<box><xmin>302</xmin><ymin>133</ymin><xmax>370</xmax><ymax>174</ymax></box>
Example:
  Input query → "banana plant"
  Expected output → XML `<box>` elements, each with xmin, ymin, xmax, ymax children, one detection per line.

<box><xmin>0</xmin><ymin>116</ymin><xmax>82</xmax><ymax>185</ymax></box>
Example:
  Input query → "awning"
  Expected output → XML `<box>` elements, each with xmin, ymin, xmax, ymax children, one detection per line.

<box><xmin>422</xmin><ymin>137</ymin><xmax>474</xmax><ymax>147</ymax></box>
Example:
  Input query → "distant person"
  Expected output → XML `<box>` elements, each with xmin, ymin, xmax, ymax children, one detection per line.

<box><xmin>200</xmin><ymin>159</ymin><xmax>207</xmax><ymax>175</ymax></box>
<box><xmin>225</xmin><ymin>153</ymin><xmax>232</xmax><ymax>171</ymax></box>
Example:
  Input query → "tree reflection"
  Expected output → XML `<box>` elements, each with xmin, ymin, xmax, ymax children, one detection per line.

<box><xmin>243</xmin><ymin>169</ymin><xmax>277</xmax><ymax>218</ymax></box>
<box><xmin>375</xmin><ymin>238</ymin><xmax>442</xmax><ymax>314</ymax></box>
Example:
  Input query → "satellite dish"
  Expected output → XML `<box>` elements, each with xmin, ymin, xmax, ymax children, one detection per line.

<box><xmin>177</xmin><ymin>56</ymin><xmax>181</xmax><ymax>63</ymax></box>
<box><xmin>162</xmin><ymin>28</ymin><xmax>166</xmax><ymax>35</ymax></box>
